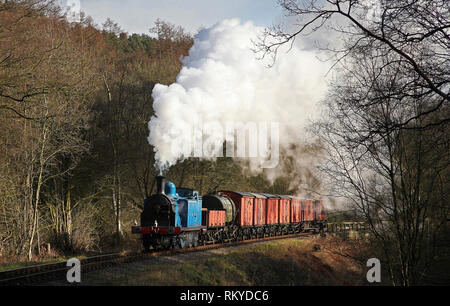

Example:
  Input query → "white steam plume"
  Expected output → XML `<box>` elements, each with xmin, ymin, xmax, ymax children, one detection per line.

<box><xmin>148</xmin><ymin>19</ymin><xmax>328</xmax><ymax>172</ymax></box>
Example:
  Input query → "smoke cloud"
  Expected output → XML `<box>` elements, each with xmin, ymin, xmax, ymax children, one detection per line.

<box><xmin>148</xmin><ymin>19</ymin><xmax>329</xmax><ymax>173</ymax></box>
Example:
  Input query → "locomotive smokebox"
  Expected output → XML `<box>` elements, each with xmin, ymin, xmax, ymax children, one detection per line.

<box><xmin>156</xmin><ymin>175</ymin><xmax>166</xmax><ymax>195</ymax></box>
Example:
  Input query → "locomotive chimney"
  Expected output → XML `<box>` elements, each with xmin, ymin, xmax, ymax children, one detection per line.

<box><xmin>156</xmin><ymin>175</ymin><xmax>166</xmax><ymax>195</ymax></box>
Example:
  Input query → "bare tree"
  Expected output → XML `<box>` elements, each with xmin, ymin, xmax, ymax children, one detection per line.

<box><xmin>313</xmin><ymin>45</ymin><xmax>449</xmax><ymax>285</ymax></box>
<box><xmin>0</xmin><ymin>0</ymin><xmax>60</xmax><ymax>119</ymax></box>
<box><xmin>255</xmin><ymin>0</ymin><xmax>449</xmax><ymax>129</ymax></box>
<box><xmin>255</xmin><ymin>2</ymin><xmax>449</xmax><ymax>284</ymax></box>
<box><xmin>0</xmin><ymin>2</ymin><xmax>100</xmax><ymax>258</ymax></box>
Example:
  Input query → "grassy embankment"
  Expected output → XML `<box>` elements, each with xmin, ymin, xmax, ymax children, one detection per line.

<box><xmin>79</xmin><ymin>236</ymin><xmax>367</xmax><ymax>286</ymax></box>
<box><xmin>0</xmin><ymin>237</ymin><xmax>141</xmax><ymax>272</ymax></box>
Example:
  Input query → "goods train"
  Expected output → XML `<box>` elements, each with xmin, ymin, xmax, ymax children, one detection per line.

<box><xmin>132</xmin><ymin>176</ymin><xmax>327</xmax><ymax>251</ymax></box>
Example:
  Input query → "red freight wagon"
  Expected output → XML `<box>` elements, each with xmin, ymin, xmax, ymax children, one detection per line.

<box><xmin>302</xmin><ymin>199</ymin><xmax>314</xmax><ymax>221</ymax></box>
<box><xmin>219</xmin><ymin>191</ymin><xmax>254</xmax><ymax>227</ymax></box>
<box><xmin>314</xmin><ymin>200</ymin><xmax>327</xmax><ymax>221</ymax></box>
<box><xmin>203</xmin><ymin>210</ymin><xmax>226</xmax><ymax>227</ymax></box>
<box><xmin>289</xmin><ymin>196</ymin><xmax>302</xmax><ymax>223</ymax></box>
<box><xmin>261</xmin><ymin>193</ymin><xmax>279</xmax><ymax>225</ymax></box>
<box><xmin>277</xmin><ymin>195</ymin><xmax>291</xmax><ymax>224</ymax></box>
<box><xmin>251</xmin><ymin>193</ymin><xmax>266</xmax><ymax>226</ymax></box>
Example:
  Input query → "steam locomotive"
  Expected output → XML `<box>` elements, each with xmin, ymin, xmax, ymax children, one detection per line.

<box><xmin>131</xmin><ymin>176</ymin><xmax>327</xmax><ymax>251</ymax></box>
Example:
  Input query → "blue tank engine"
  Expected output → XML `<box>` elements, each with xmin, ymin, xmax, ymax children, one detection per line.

<box><xmin>132</xmin><ymin>176</ymin><xmax>203</xmax><ymax>250</ymax></box>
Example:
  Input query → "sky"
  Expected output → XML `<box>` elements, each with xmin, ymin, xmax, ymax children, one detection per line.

<box><xmin>67</xmin><ymin>0</ymin><xmax>285</xmax><ymax>35</ymax></box>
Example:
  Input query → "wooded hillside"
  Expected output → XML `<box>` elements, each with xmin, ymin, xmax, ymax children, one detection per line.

<box><xmin>0</xmin><ymin>0</ymin><xmax>314</xmax><ymax>260</ymax></box>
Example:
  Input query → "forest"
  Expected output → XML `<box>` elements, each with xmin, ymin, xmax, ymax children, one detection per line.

<box><xmin>0</xmin><ymin>0</ymin><xmax>308</xmax><ymax>261</ymax></box>
<box><xmin>0</xmin><ymin>0</ymin><xmax>449</xmax><ymax>286</ymax></box>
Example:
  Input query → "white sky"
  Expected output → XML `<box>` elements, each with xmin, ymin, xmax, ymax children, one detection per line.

<box><xmin>68</xmin><ymin>0</ymin><xmax>285</xmax><ymax>35</ymax></box>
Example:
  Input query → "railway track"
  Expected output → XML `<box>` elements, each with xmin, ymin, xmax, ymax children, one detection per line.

<box><xmin>1</xmin><ymin>222</ymin><xmax>367</xmax><ymax>286</ymax></box>
<box><xmin>0</xmin><ymin>231</ymin><xmax>316</xmax><ymax>286</ymax></box>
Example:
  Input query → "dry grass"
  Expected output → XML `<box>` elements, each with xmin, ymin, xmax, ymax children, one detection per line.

<box><xmin>0</xmin><ymin>236</ymin><xmax>141</xmax><ymax>272</ymax></box>
<box><xmin>70</xmin><ymin>236</ymin><xmax>367</xmax><ymax>286</ymax></box>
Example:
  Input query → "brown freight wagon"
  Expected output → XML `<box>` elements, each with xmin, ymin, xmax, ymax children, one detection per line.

<box><xmin>302</xmin><ymin>199</ymin><xmax>314</xmax><ymax>221</ymax></box>
<box><xmin>277</xmin><ymin>195</ymin><xmax>291</xmax><ymax>224</ymax></box>
<box><xmin>314</xmin><ymin>200</ymin><xmax>327</xmax><ymax>221</ymax></box>
<box><xmin>261</xmin><ymin>193</ymin><xmax>279</xmax><ymax>225</ymax></box>
<box><xmin>251</xmin><ymin>193</ymin><xmax>266</xmax><ymax>226</ymax></box>
<box><xmin>289</xmin><ymin>196</ymin><xmax>302</xmax><ymax>223</ymax></box>
<box><xmin>219</xmin><ymin>191</ymin><xmax>254</xmax><ymax>227</ymax></box>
